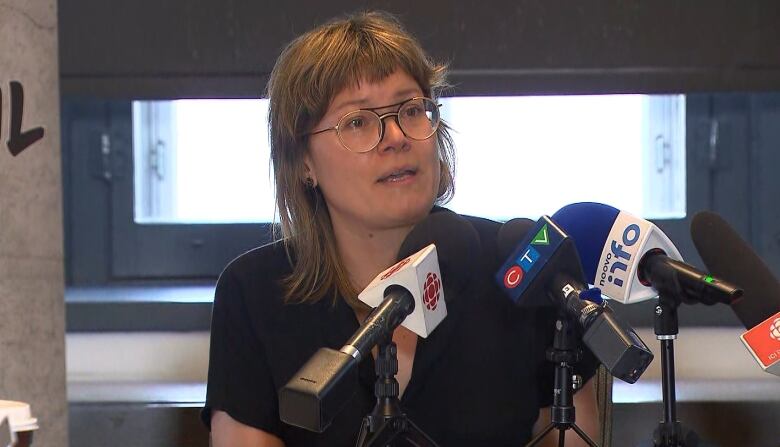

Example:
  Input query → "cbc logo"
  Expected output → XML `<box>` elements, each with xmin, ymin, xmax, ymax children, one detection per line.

<box><xmin>770</xmin><ymin>317</ymin><xmax>780</xmax><ymax>341</ymax></box>
<box><xmin>423</xmin><ymin>272</ymin><xmax>441</xmax><ymax>310</ymax></box>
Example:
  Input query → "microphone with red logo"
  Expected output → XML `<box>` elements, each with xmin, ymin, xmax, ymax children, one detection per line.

<box><xmin>348</xmin><ymin>243</ymin><xmax>446</xmax><ymax>360</ymax></box>
<box><xmin>352</xmin><ymin>207</ymin><xmax>481</xmax><ymax>347</ymax></box>
<box><xmin>691</xmin><ymin>211</ymin><xmax>780</xmax><ymax>377</ymax></box>
<box><xmin>279</xmin><ymin>210</ymin><xmax>480</xmax><ymax>432</ymax></box>
<box><xmin>495</xmin><ymin>216</ymin><xmax>654</xmax><ymax>383</ymax></box>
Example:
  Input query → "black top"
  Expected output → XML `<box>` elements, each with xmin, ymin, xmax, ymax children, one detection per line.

<box><xmin>202</xmin><ymin>214</ymin><xmax>598</xmax><ymax>446</ymax></box>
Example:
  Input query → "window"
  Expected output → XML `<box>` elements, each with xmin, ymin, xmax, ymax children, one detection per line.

<box><xmin>63</xmin><ymin>93</ymin><xmax>778</xmax><ymax>330</ymax></box>
<box><xmin>133</xmin><ymin>100</ymin><xmax>275</xmax><ymax>224</ymax></box>
<box><xmin>442</xmin><ymin>95</ymin><xmax>685</xmax><ymax>220</ymax></box>
<box><xmin>130</xmin><ymin>95</ymin><xmax>686</xmax><ymax>226</ymax></box>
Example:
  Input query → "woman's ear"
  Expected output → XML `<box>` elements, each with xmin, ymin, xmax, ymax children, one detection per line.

<box><xmin>303</xmin><ymin>155</ymin><xmax>318</xmax><ymax>188</ymax></box>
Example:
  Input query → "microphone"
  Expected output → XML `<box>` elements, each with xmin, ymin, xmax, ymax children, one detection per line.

<box><xmin>355</xmin><ymin>244</ymin><xmax>444</xmax><ymax>352</ymax></box>
<box><xmin>496</xmin><ymin>217</ymin><xmax>535</xmax><ymax>261</ymax></box>
<box><xmin>356</xmin><ymin>209</ymin><xmax>481</xmax><ymax>339</ymax></box>
<box><xmin>495</xmin><ymin>216</ymin><xmax>654</xmax><ymax>383</ymax></box>
<box><xmin>398</xmin><ymin>208</ymin><xmax>481</xmax><ymax>296</ymax></box>
<box><xmin>279</xmin><ymin>245</ymin><xmax>439</xmax><ymax>433</ymax></box>
<box><xmin>279</xmin><ymin>210</ymin><xmax>480</xmax><ymax>432</ymax></box>
<box><xmin>691</xmin><ymin>211</ymin><xmax>780</xmax><ymax>377</ymax></box>
<box><xmin>551</xmin><ymin>202</ymin><xmax>742</xmax><ymax>306</ymax></box>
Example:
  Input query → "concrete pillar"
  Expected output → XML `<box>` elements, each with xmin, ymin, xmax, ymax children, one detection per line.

<box><xmin>0</xmin><ymin>0</ymin><xmax>67</xmax><ymax>445</ymax></box>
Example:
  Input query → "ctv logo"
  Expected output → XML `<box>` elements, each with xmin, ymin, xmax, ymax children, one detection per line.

<box><xmin>502</xmin><ymin>234</ymin><xmax>543</xmax><ymax>289</ymax></box>
<box><xmin>502</xmin><ymin>246</ymin><xmax>541</xmax><ymax>289</ymax></box>
<box><xmin>503</xmin><ymin>266</ymin><xmax>524</xmax><ymax>289</ymax></box>
<box><xmin>599</xmin><ymin>223</ymin><xmax>641</xmax><ymax>288</ymax></box>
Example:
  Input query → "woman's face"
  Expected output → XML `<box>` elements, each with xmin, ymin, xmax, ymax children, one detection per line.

<box><xmin>304</xmin><ymin>70</ymin><xmax>441</xmax><ymax>235</ymax></box>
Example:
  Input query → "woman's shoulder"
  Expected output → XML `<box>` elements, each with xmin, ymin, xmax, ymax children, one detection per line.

<box><xmin>223</xmin><ymin>239</ymin><xmax>291</xmax><ymax>277</ymax></box>
<box><xmin>459</xmin><ymin>213</ymin><xmax>502</xmax><ymax>260</ymax></box>
<box><xmin>217</xmin><ymin>239</ymin><xmax>292</xmax><ymax>299</ymax></box>
<box><xmin>461</xmin><ymin>214</ymin><xmax>501</xmax><ymax>236</ymax></box>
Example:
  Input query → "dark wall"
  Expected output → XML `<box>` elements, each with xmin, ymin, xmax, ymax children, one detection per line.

<box><xmin>59</xmin><ymin>0</ymin><xmax>780</xmax><ymax>98</ymax></box>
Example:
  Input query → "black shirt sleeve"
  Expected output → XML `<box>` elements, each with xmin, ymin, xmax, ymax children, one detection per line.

<box><xmin>201</xmin><ymin>260</ymin><xmax>284</xmax><ymax>437</ymax></box>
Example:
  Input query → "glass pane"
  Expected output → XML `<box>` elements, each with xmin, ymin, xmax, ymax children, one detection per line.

<box><xmin>132</xmin><ymin>95</ymin><xmax>685</xmax><ymax>224</ymax></box>
<box><xmin>133</xmin><ymin>99</ymin><xmax>274</xmax><ymax>223</ymax></box>
<box><xmin>442</xmin><ymin>95</ymin><xmax>686</xmax><ymax>220</ymax></box>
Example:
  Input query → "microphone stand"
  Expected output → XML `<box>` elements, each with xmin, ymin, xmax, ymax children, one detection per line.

<box><xmin>526</xmin><ymin>313</ymin><xmax>599</xmax><ymax>447</ymax></box>
<box><xmin>355</xmin><ymin>334</ymin><xmax>439</xmax><ymax>447</ymax></box>
<box><xmin>645</xmin><ymin>294</ymin><xmax>700</xmax><ymax>447</ymax></box>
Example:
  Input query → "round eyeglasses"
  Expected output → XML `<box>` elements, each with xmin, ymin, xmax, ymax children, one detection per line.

<box><xmin>305</xmin><ymin>97</ymin><xmax>441</xmax><ymax>153</ymax></box>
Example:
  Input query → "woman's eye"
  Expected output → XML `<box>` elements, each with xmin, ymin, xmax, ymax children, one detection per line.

<box><xmin>346</xmin><ymin>117</ymin><xmax>365</xmax><ymax>129</ymax></box>
<box><xmin>404</xmin><ymin>105</ymin><xmax>423</xmax><ymax>118</ymax></box>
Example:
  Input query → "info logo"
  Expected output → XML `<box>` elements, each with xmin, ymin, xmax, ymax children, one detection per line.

<box><xmin>380</xmin><ymin>257</ymin><xmax>411</xmax><ymax>280</ymax></box>
<box><xmin>770</xmin><ymin>318</ymin><xmax>780</xmax><ymax>341</ymax></box>
<box><xmin>423</xmin><ymin>272</ymin><xmax>441</xmax><ymax>310</ymax></box>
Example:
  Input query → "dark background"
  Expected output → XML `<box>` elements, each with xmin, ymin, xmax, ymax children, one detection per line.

<box><xmin>60</xmin><ymin>0</ymin><xmax>780</xmax><ymax>98</ymax></box>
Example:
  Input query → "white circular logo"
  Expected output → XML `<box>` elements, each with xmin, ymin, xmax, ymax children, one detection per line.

<box><xmin>770</xmin><ymin>317</ymin><xmax>780</xmax><ymax>341</ymax></box>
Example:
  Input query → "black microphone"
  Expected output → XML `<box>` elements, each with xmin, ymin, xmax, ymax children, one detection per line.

<box><xmin>495</xmin><ymin>216</ymin><xmax>654</xmax><ymax>383</ymax></box>
<box><xmin>691</xmin><ymin>211</ymin><xmax>780</xmax><ymax>376</ymax></box>
<box><xmin>691</xmin><ymin>211</ymin><xmax>780</xmax><ymax>328</ymax></box>
<box><xmin>279</xmin><ymin>209</ymin><xmax>480</xmax><ymax>432</ymax></box>
<box><xmin>398</xmin><ymin>208</ymin><xmax>481</xmax><ymax>295</ymax></box>
<box><xmin>279</xmin><ymin>283</ymin><xmax>419</xmax><ymax>433</ymax></box>
<box><xmin>496</xmin><ymin>217</ymin><xmax>535</xmax><ymax>262</ymax></box>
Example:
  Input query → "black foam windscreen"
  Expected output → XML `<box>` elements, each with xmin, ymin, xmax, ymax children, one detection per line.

<box><xmin>496</xmin><ymin>217</ymin><xmax>536</xmax><ymax>262</ymax></box>
<box><xmin>398</xmin><ymin>209</ymin><xmax>481</xmax><ymax>297</ymax></box>
<box><xmin>691</xmin><ymin>211</ymin><xmax>780</xmax><ymax>328</ymax></box>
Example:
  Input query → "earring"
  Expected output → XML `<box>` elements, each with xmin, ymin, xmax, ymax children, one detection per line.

<box><xmin>304</xmin><ymin>176</ymin><xmax>315</xmax><ymax>188</ymax></box>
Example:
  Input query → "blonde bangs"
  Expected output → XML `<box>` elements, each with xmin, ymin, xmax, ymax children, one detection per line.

<box><xmin>290</xmin><ymin>19</ymin><xmax>445</xmax><ymax>136</ymax></box>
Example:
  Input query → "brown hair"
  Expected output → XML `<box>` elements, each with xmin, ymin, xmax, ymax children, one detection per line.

<box><xmin>267</xmin><ymin>11</ymin><xmax>455</xmax><ymax>307</ymax></box>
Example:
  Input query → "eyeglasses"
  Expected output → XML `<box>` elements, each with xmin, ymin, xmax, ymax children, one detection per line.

<box><xmin>305</xmin><ymin>97</ymin><xmax>441</xmax><ymax>153</ymax></box>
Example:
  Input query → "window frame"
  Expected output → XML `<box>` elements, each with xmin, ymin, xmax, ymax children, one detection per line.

<box><xmin>64</xmin><ymin>100</ymin><xmax>275</xmax><ymax>283</ymax></box>
<box><xmin>63</xmin><ymin>93</ymin><xmax>780</xmax><ymax>330</ymax></box>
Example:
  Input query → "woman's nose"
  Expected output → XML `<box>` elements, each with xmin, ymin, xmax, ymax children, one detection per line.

<box><xmin>376</xmin><ymin>115</ymin><xmax>409</xmax><ymax>153</ymax></box>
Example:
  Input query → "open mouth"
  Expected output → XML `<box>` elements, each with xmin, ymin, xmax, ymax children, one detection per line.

<box><xmin>378</xmin><ymin>168</ymin><xmax>417</xmax><ymax>183</ymax></box>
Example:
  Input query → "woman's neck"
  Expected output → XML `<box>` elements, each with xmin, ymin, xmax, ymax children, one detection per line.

<box><xmin>330</xmin><ymin>218</ymin><xmax>414</xmax><ymax>293</ymax></box>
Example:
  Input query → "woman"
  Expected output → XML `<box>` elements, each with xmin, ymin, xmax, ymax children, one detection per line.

<box><xmin>203</xmin><ymin>11</ymin><xmax>599</xmax><ymax>447</ymax></box>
